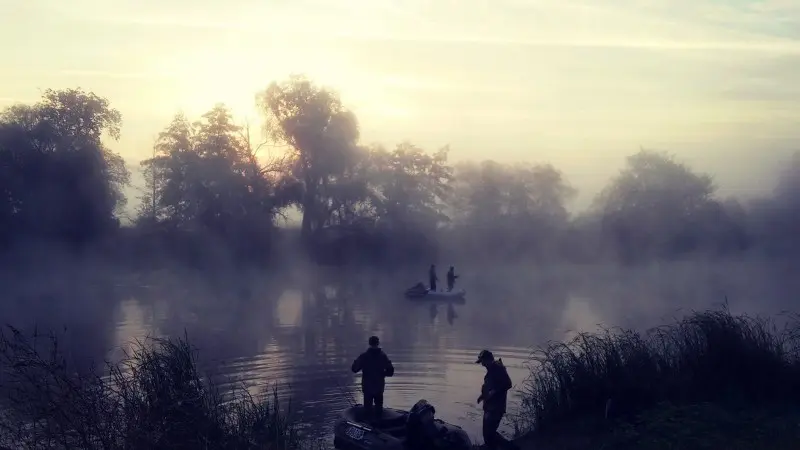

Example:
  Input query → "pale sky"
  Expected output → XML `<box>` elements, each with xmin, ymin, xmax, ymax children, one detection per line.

<box><xmin>2</xmin><ymin>0</ymin><xmax>800</xmax><ymax>209</ymax></box>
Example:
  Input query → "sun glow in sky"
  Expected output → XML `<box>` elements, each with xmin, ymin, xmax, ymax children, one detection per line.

<box><xmin>2</xmin><ymin>0</ymin><xmax>800</xmax><ymax>206</ymax></box>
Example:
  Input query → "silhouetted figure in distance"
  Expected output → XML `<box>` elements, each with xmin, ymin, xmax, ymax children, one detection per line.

<box><xmin>446</xmin><ymin>266</ymin><xmax>459</xmax><ymax>292</ymax></box>
<box><xmin>351</xmin><ymin>336</ymin><xmax>395</xmax><ymax>421</ymax></box>
<box><xmin>429</xmin><ymin>264</ymin><xmax>438</xmax><ymax>292</ymax></box>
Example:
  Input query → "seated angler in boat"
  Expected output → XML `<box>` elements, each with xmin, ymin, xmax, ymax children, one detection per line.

<box><xmin>406</xmin><ymin>399</ymin><xmax>448</xmax><ymax>450</ymax></box>
<box><xmin>333</xmin><ymin>398</ymin><xmax>472</xmax><ymax>450</ymax></box>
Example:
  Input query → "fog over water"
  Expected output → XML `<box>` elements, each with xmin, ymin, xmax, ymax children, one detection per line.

<box><xmin>2</xmin><ymin>260</ymin><xmax>798</xmax><ymax>442</ymax></box>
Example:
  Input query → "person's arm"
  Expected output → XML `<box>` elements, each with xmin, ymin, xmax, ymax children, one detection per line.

<box><xmin>383</xmin><ymin>353</ymin><xmax>395</xmax><ymax>377</ymax></box>
<box><xmin>477</xmin><ymin>383</ymin><xmax>487</xmax><ymax>403</ymax></box>
<box><xmin>484</xmin><ymin>365</ymin><xmax>512</xmax><ymax>400</ymax></box>
<box><xmin>351</xmin><ymin>354</ymin><xmax>363</xmax><ymax>373</ymax></box>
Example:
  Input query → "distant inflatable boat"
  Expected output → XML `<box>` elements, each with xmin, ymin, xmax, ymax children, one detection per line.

<box><xmin>404</xmin><ymin>284</ymin><xmax>466</xmax><ymax>300</ymax></box>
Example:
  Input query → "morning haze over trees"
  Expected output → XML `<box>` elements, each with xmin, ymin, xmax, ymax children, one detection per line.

<box><xmin>4</xmin><ymin>78</ymin><xmax>800</xmax><ymax>450</ymax></box>
<box><xmin>2</xmin><ymin>75</ymin><xmax>797</xmax><ymax>267</ymax></box>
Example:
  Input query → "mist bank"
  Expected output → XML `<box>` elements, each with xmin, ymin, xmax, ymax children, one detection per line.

<box><xmin>1</xmin><ymin>80</ymin><xmax>799</xmax><ymax>270</ymax></box>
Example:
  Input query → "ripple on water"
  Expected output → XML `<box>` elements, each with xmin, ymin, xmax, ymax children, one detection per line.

<box><xmin>211</xmin><ymin>343</ymin><xmax>531</xmax><ymax>442</ymax></box>
<box><xmin>108</xmin><ymin>292</ymin><xmax>536</xmax><ymax>444</ymax></box>
<box><xmin>28</xmin><ymin>264</ymin><xmax>800</xmax><ymax>446</ymax></box>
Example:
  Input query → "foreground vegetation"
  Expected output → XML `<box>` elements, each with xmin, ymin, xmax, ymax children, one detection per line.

<box><xmin>511</xmin><ymin>306</ymin><xmax>800</xmax><ymax>449</ymax></box>
<box><xmin>0</xmin><ymin>328</ymin><xmax>313</xmax><ymax>450</ymax></box>
<box><xmin>4</xmin><ymin>306</ymin><xmax>799</xmax><ymax>449</ymax></box>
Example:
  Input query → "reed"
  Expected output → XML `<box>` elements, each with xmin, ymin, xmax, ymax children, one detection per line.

<box><xmin>0</xmin><ymin>327</ymin><xmax>317</xmax><ymax>449</ymax></box>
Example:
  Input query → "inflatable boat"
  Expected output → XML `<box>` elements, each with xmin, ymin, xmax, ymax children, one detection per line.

<box><xmin>404</xmin><ymin>283</ymin><xmax>466</xmax><ymax>301</ymax></box>
<box><xmin>332</xmin><ymin>404</ymin><xmax>472</xmax><ymax>450</ymax></box>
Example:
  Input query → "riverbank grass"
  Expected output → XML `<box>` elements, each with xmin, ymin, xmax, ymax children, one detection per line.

<box><xmin>0</xmin><ymin>328</ymin><xmax>311</xmax><ymax>449</ymax></box>
<box><xmin>513</xmin><ymin>306</ymin><xmax>800</xmax><ymax>449</ymax></box>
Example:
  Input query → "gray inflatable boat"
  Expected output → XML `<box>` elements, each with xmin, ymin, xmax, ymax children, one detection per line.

<box><xmin>332</xmin><ymin>404</ymin><xmax>472</xmax><ymax>450</ymax></box>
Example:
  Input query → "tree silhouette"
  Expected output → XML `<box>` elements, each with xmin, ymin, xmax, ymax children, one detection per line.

<box><xmin>0</xmin><ymin>88</ymin><xmax>129</xmax><ymax>247</ymax></box>
<box><xmin>257</xmin><ymin>75</ymin><xmax>362</xmax><ymax>244</ymax></box>
<box><xmin>595</xmin><ymin>150</ymin><xmax>723</xmax><ymax>261</ymax></box>
<box><xmin>1</xmin><ymin>77</ymin><xmax>797</xmax><ymax>265</ymax></box>
<box><xmin>449</xmin><ymin>160</ymin><xmax>575</xmax><ymax>260</ymax></box>
<box><xmin>136</xmin><ymin>105</ymin><xmax>288</xmax><ymax>263</ymax></box>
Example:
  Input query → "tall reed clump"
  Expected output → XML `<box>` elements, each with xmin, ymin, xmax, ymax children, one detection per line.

<box><xmin>519</xmin><ymin>306</ymin><xmax>800</xmax><ymax>435</ymax></box>
<box><xmin>0</xmin><ymin>327</ymin><xmax>311</xmax><ymax>450</ymax></box>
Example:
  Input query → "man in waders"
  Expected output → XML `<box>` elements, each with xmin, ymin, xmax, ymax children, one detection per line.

<box><xmin>351</xmin><ymin>336</ymin><xmax>395</xmax><ymax>421</ymax></box>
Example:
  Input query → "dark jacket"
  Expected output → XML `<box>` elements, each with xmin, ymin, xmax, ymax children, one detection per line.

<box><xmin>446</xmin><ymin>269</ymin><xmax>458</xmax><ymax>285</ymax></box>
<box><xmin>351</xmin><ymin>347</ymin><xmax>394</xmax><ymax>394</ymax></box>
<box><xmin>406</xmin><ymin>400</ymin><xmax>442</xmax><ymax>450</ymax></box>
<box><xmin>429</xmin><ymin>267</ymin><xmax>438</xmax><ymax>282</ymax></box>
<box><xmin>480</xmin><ymin>359</ymin><xmax>513</xmax><ymax>414</ymax></box>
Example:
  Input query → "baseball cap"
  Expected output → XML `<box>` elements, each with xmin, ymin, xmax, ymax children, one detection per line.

<box><xmin>475</xmin><ymin>349</ymin><xmax>493</xmax><ymax>363</ymax></box>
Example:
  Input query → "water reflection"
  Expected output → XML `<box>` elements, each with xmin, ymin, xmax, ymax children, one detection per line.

<box><xmin>447</xmin><ymin>303</ymin><xmax>458</xmax><ymax>325</ymax></box>
<box><xmin>2</xmin><ymin>261</ymin><xmax>799</xmax><ymax>443</ymax></box>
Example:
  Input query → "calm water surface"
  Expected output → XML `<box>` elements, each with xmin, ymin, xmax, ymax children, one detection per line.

<box><xmin>3</xmin><ymin>261</ymin><xmax>799</xmax><ymax>443</ymax></box>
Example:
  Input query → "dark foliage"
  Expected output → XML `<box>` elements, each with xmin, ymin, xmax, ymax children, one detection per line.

<box><xmin>1</xmin><ymin>81</ymin><xmax>798</xmax><ymax>267</ymax></box>
<box><xmin>0</xmin><ymin>327</ymin><xmax>314</xmax><ymax>450</ymax></box>
<box><xmin>518</xmin><ymin>307</ymin><xmax>800</xmax><ymax>436</ymax></box>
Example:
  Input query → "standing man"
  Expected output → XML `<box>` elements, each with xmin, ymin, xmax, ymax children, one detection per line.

<box><xmin>476</xmin><ymin>350</ymin><xmax>518</xmax><ymax>450</ymax></box>
<box><xmin>446</xmin><ymin>266</ymin><xmax>459</xmax><ymax>292</ymax></box>
<box><xmin>429</xmin><ymin>264</ymin><xmax>438</xmax><ymax>292</ymax></box>
<box><xmin>352</xmin><ymin>336</ymin><xmax>395</xmax><ymax>421</ymax></box>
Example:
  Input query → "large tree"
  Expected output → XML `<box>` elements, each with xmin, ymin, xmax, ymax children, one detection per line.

<box><xmin>594</xmin><ymin>149</ymin><xmax>720</xmax><ymax>260</ymax></box>
<box><xmin>257</xmin><ymin>75</ymin><xmax>361</xmax><ymax>242</ymax></box>
<box><xmin>450</xmin><ymin>160</ymin><xmax>575</xmax><ymax>259</ymax></box>
<box><xmin>0</xmin><ymin>88</ymin><xmax>129</xmax><ymax>245</ymax></box>
<box><xmin>136</xmin><ymin>104</ymin><xmax>290</xmax><ymax>262</ymax></box>
<box><xmin>138</xmin><ymin>105</ymin><xmax>284</xmax><ymax>232</ymax></box>
<box><xmin>752</xmin><ymin>151</ymin><xmax>800</xmax><ymax>255</ymax></box>
<box><xmin>369</xmin><ymin>142</ymin><xmax>453</xmax><ymax>231</ymax></box>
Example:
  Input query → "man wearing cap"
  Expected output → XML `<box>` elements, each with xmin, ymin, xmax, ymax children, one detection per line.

<box><xmin>352</xmin><ymin>336</ymin><xmax>395</xmax><ymax>421</ymax></box>
<box><xmin>476</xmin><ymin>349</ymin><xmax>518</xmax><ymax>450</ymax></box>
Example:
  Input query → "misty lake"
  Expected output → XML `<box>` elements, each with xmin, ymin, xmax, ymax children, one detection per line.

<box><xmin>2</xmin><ymin>260</ymin><xmax>799</xmax><ymax>442</ymax></box>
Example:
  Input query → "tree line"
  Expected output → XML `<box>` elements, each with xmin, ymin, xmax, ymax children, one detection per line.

<box><xmin>1</xmin><ymin>75</ymin><xmax>798</xmax><ymax>266</ymax></box>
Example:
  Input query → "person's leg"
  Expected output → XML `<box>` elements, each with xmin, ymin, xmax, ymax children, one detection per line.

<box><xmin>363</xmin><ymin>391</ymin><xmax>374</xmax><ymax>421</ymax></box>
<box><xmin>374</xmin><ymin>391</ymin><xmax>384</xmax><ymax>419</ymax></box>
<box><xmin>482</xmin><ymin>411</ymin><xmax>503</xmax><ymax>450</ymax></box>
<box><xmin>486</xmin><ymin>412</ymin><xmax>519</xmax><ymax>450</ymax></box>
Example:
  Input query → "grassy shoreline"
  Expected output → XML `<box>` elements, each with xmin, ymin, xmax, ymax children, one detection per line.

<box><xmin>0</xmin><ymin>328</ymin><xmax>315</xmax><ymax>450</ymax></box>
<box><xmin>501</xmin><ymin>306</ymin><xmax>800</xmax><ymax>449</ymax></box>
<box><xmin>500</xmin><ymin>403</ymin><xmax>800</xmax><ymax>450</ymax></box>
